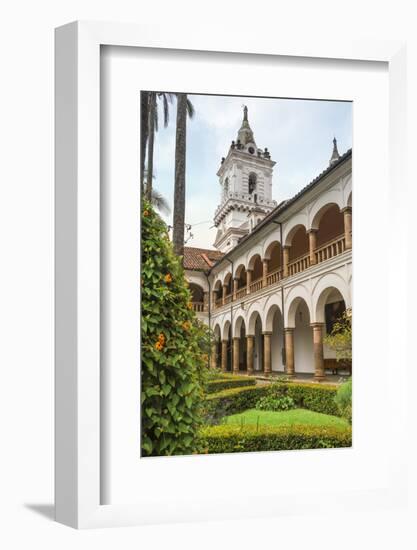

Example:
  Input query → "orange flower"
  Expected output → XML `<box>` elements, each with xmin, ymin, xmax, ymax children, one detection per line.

<box><xmin>182</xmin><ymin>321</ymin><xmax>191</xmax><ymax>331</ymax></box>
<box><xmin>158</xmin><ymin>333</ymin><xmax>166</xmax><ymax>344</ymax></box>
<box><xmin>187</xmin><ymin>302</ymin><xmax>193</xmax><ymax>310</ymax></box>
<box><xmin>155</xmin><ymin>341</ymin><xmax>163</xmax><ymax>351</ymax></box>
<box><xmin>164</xmin><ymin>273</ymin><xmax>172</xmax><ymax>284</ymax></box>
<box><xmin>143</xmin><ymin>210</ymin><xmax>149</xmax><ymax>217</ymax></box>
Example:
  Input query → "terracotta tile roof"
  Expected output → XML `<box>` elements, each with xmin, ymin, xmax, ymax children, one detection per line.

<box><xmin>183</xmin><ymin>246</ymin><xmax>224</xmax><ymax>271</ymax></box>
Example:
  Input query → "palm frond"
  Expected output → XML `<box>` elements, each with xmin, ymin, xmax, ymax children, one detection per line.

<box><xmin>151</xmin><ymin>189</ymin><xmax>171</xmax><ymax>215</ymax></box>
<box><xmin>186</xmin><ymin>98</ymin><xmax>195</xmax><ymax>119</ymax></box>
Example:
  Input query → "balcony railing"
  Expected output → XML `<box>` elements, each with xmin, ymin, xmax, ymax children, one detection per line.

<box><xmin>249</xmin><ymin>277</ymin><xmax>263</xmax><ymax>293</ymax></box>
<box><xmin>266</xmin><ymin>268</ymin><xmax>283</xmax><ymax>286</ymax></box>
<box><xmin>288</xmin><ymin>253</ymin><xmax>310</xmax><ymax>276</ymax></box>
<box><xmin>212</xmin><ymin>233</ymin><xmax>348</xmax><ymax>309</ymax></box>
<box><xmin>315</xmin><ymin>235</ymin><xmax>346</xmax><ymax>264</ymax></box>
<box><xmin>235</xmin><ymin>287</ymin><xmax>247</xmax><ymax>300</ymax></box>
<box><xmin>191</xmin><ymin>302</ymin><xmax>205</xmax><ymax>312</ymax></box>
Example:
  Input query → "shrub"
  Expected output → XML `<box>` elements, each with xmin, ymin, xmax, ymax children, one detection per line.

<box><xmin>334</xmin><ymin>377</ymin><xmax>352</xmax><ymax>424</ymax></box>
<box><xmin>255</xmin><ymin>394</ymin><xmax>295</xmax><ymax>412</ymax></box>
<box><xmin>206</xmin><ymin>376</ymin><xmax>256</xmax><ymax>394</ymax></box>
<box><xmin>141</xmin><ymin>201</ymin><xmax>212</xmax><ymax>457</ymax></box>
<box><xmin>203</xmin><ymin>381</ymin><xmax>341</xmax><ymax>424</ymax></box>
<box><xmin>200</xmin><ymin>424</ymin><xmax>352</xmax><ymax>454</ymax></box>
<box><xmin>202</xmin><ymin>386</ymin><xmax>269</xmax><ymax>424</ymax></box>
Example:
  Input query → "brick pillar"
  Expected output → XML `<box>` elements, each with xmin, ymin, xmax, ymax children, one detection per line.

<box><xmin>222</xmin><ymin>284</ymin><xmax>227</xmax><ymax>305</ymax></box>
<box><xmin>263</xmin><ymin>332</ymin><xmax>272</xmax><ymax>375</ymax></box>
<box><xmin>221</xmin><ymin>340</ymin><xmax>228</xmax><ymax>372</ymax></box>
<box><xmin>246</xmin><ymin>269</ymin><xmax>253</xmax><ymax>294</ymax></box>
<box><xmin>210</xmin><ymin>341</ymin><xmax>217</xmax><ymax>369</ymax></box>
<box><xmin>312</xmin><ymin>323</ymin><xmax>325</xmax><ymax>380</ymax></box>
<box><xmin>232</xmin><ymin>337</ymin><xmax>240</xmax><ymax>374</ymax></box>
<box><xmin>203</xmin><ymin>291</ymin><xmax>209</xmax><ymax>312</ymax></box>
<box><xmin>246</xmin><ymin>335</ymin><xmax>254</xmax><ymax>375</ymax></box>
<box><xmin>308</xmin><ymin>229</ymin><xmax>318</xmax><ymax>266</ymax></box>
<box><xmin>284</xmin><ymin>328</ymin><xmax>295</xmax><ymax>376</ymax></box>
<box><xmin>233</xmin><ymin>277</ymin><xmax>239</xmax><ymax>301</ymax></box>
<box><xmin>262</xmin><ymin>259</ymin><xmax>268</xmax><ymax>288</ymax></box>
<box><xmin>342</xmin><ymin>207</ymin><xmax>352</xmax><ymax>250</ymax></box>
<box><xmin>283</xmin><ymin>246</ymin><xmax>290</xmax><ymax>278</ymax></box>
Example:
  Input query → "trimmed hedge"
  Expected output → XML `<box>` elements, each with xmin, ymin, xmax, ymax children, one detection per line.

<box><xmin>200</xmin><ymin>424</ymin><xmax>352</xmax><ymax>454</ymax></box>
<box><xmin>206</xmin><ymin>376</ymin><xmax>256</xmax><ymax>394</ymax></box>
<box><xmin>203</xmin><ymin>382</ymin><xmax>340</xmax><ymax>424</ymax></box>
<box><xmin>203</xmin><ymin>386</ymin><xmax>269</xmax><ymax>424</ymax></box>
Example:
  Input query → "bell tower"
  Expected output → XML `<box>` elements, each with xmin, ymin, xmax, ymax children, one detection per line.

<box><xmin>213</xmin><ymin>106</ymin><xmax>277</xmax><ymax>252</ymax></box>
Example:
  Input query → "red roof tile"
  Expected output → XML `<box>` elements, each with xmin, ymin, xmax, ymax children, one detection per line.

<box><xmin>183</xmin><ymin>246</ymin><xmax>224</xmax><ymax>271</ymax></box>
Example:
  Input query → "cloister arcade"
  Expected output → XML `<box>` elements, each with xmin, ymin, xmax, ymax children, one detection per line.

<box><xmin>210</xmin><ymin>271</ymin><xmax>351</xmax><ymax>379</ymax></box>
<box><xmin>211</xmin><ymin>195</ymin><xmax>351</xmax><ymax>309</ymax></box>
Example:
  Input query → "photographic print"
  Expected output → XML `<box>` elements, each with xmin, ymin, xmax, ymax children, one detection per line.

<box><xmin>141</xmin><ymin>92</ymin><xmax>352</xmax><ymax>457</ymax></box>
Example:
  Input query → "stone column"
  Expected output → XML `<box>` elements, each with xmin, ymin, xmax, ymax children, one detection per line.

<box><xmin>312</xmin><ymin>323</ymin><xmax>325</xmax><ymax>380</ymax></box>
<box><xmin>210</xmin><ymin>341</ymin><xmax>217</xmax><ymax>369</ymax></box>
<box><xmin>212</xmin><ymin>290</ymin><xmax>217</xmax><ymax>308</ymax></box>
<box><xmin>308</xmin><ymin>229</ymin><xmax>318</xmax><ymax>266</ymax></box>
<box><xmin>246</xmin><ymin>269</ymin><xmax>253</xmax><ymax>294</ymax></box>
<box><xmin>283</xmin><ymin>246</ymin><xmax>290</xmax><ymax>278</ymax></box>
<box><xmin>246</xmin><ymin>335</ymin><xmax>254</xmax><ymax>375</ymax></box>
<box><xmin>263</xmin><ymin>332</ymin><xmax>272</xmax><ymax>375</ymax></box>
<box><xmin>203</xmin><ymin>291</ymin><xmax>209</xmax><ymax>312</ymax></box>
<box><xmin>233</xmin><ymin>277</ymin><xmax>239</xmax><ymax>301</ymax></box>
<box><xmin>221</xmin><ymin>340</ymin><xmax>228</xmax><ymax>372</ymax></box>
<box><xmin>232</xmin><ymin>337</ymin><xmax>240</xmax><ymax>374</ymax></box>
<box><xmin>284</xmin><ymin>328</ymin><xmax>295</xmax><ymax>376</ymax></box>
<box><xmin>262</xmin><ymin>259</ymin><xmax>269</xmax><ymax>288</ymax></box>
<box><xmin>342</xmin><ymin>207</ymin><xmax>352</xmax><ymax>250</ymax></box>
<box><xmin>222</xmin><ymin>284</ymin><xmax>227</xmax><ymax>305</ymax></box>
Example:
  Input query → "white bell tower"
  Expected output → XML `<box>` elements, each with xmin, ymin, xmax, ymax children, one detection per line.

<box><xmin>213</xmin><ymin>106</ymin><xmax>277</xmax><ymax>252</ymax></box>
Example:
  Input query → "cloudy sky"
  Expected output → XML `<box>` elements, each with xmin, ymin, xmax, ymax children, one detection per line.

<box><xmin>151</xmin><ymin>94</ymin><xmax>352</xmax><ymax>249</ymax></box>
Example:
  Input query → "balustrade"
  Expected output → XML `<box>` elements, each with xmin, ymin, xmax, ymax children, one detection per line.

<box><xmin>315</xmin><ymin>235</ymin><xmax>346</xmax><ymax>264</ymax></box>
<box><xmin>288</xmin><ymin>253</ymin><xmax>310</xmax><ymax>276</ymax></box>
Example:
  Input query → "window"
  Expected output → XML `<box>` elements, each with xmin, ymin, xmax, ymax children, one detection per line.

<box><xmin>248</xmin><ymin>172</ymin><xmax>257</xmax><ymax>194</ymax></box>
<box><xmin>224</xmin><ymin>177</ymin><xmax>229</xmax><ymax>197</ymax></box>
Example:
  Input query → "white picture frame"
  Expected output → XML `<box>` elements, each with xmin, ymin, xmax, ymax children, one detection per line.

<box><xmin>55</xmin><ymin>21</ymin><xmax>407</xmax><ymax>529</ymax></box>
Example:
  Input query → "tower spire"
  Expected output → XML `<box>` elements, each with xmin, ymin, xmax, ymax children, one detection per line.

<box><xmin>236</xmin><ymin>105</ymin><xmax>254</xmax><ymax>146</ymax></box>
<box><xmin>329</xmin><ymin>136</ymin><xmax>341</xmax><ymax>165</ymax></box>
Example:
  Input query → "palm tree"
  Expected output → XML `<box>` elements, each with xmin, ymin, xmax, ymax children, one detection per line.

<box><xmin>140</xmin><ymin>91</ymin><xmax>149</xmax><ymax>194</ymax></box>
<box><xmin>173</xmin><ymin>94</ymin><xmax>195</xmax><ymax>258</ymax></box>
<box><xmin>144</xmin><ymin>92</ymin><xmax>173</xmax><ymax>200</ymax></box>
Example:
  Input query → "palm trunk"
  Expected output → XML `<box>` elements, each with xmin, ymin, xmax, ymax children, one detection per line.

<box><xmin>140</xmin><ymin>91</ymin><xmax>149</xmax><ymax>194</ymax></box>
<box><xmin>146</xmin><ymin>93</ymin><xmax>156</xmax><ymax>201</ymax></box>
<box><xmin>173</xmin><ymin>93</ymin><xmax>187</xmax><ymax>258</ymax></box>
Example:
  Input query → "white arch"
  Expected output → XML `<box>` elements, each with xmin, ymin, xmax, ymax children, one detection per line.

<box><xmin>221</xmin><ymin>319</ymin><xmax>232</xmax><ymax>341</ymax></box>
<box><xmin>308</xmin><ymin>189</ymin><xmax>344</xmax><ymax>230</ymax></box>
<box><xmin>246</xmin><ymin>302</ymin><xmax>263</xmax><ymax>335</ymax></box>
<box><xmin>213</xmin><ymin>323</ymin><xmax>221</xmax><ymax>341</ymax></box>
<box><xmin>284</xmin><ymin>284</ymin><xmax>313</xmax><ymax>327</ymax></box>
<box><xmin>245</xmin><ymin>244</ymin><xmax>263</xmax><ymax>268</ymax></box>
<box><xmin>186</xmin><ymin>273</ymin><xmax>209</xmax><ymax>292</ymax></box>
<box><xmin>282</xmin><ymin>212</ymin><xmax>308</xmax><ymax>246</ymax></box>
<box><xmin>247</xmin><ymin>251</ymin><xmax>263</xmax><ymax>271</ymax></box>
<box><xmin>263</xmin><ymin>292</ymin><xmax>283</xmax><ymax>332</ymax></box>
<box><xmin>342</xmin><ymin>175</ymin><xmax>352</xmax><ymax>208</ymax></box>
<box><xmin>262</xmin><ymin>232</ymin><xmax>282</xmax><ymax>259</ymax></box>
<box><xmin>234</xmin><ymin>315</ymin><xmax>246</xmax><ymax>335</ymax></box>
<box><xmin>312</xmin><ymin>272</ymin><xmax>351</xmax><ymax>323</ymax></box>
<box><xmin>233</xmin><ymin>262</ymin><xmax>247</xmax><ymax>279</ymax></box>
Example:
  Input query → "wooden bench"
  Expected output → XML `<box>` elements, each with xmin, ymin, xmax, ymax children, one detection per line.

<box><xmin>324</xmin><ymin>358</ymin><xmax>352</xmax><ymax>376</ymax></box>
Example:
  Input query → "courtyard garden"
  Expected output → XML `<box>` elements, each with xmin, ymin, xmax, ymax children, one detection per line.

<box><xmin>141</xmin><ymin>201</ymin><xmax>352</xmax><ymax>457</ymax></box>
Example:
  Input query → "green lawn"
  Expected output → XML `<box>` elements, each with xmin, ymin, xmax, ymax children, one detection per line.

<box><xmin>224</xmin><ymin>408</ymin><xmax>349</xmax><ymax>429</ymax></box>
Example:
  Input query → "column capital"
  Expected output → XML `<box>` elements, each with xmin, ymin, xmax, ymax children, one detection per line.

<box><xmin>310</xmin><ymin>322</ymin><xmax>325</xmax><ymax>329</ymax></box>
<box><xmin>307</xmin><ymin>228</ymin><xmax>318</xmax><ymax>234</ymax></box>
<box><xmin>221</xmin><ymin>339</ymin><xmax>229</xmax><ymax>344</ymax></box>
<box><xmin>284</xmin><ymin>326</ymin><xmax>295</xmax><ymax>333</ymax></box>
<box><xmin>341</xmin><ymin>206</ymin><xmax>352</xmax><ymax>214</ymax></box>
<box><xmin>262</xmin><ymin>331</ymin><xmax>272</xmax><ymax>336</ymax></box>
<box><xmin>232</xmin><ymin>336</ymin><xmax>240</xmax><ymax>341</ymax></box>
<box><xmin>246</xmin><ymin>334</ymin><xmax>255</xmax><ymax>339</ymax></box>
<box><xmin>246</xmin><ymin>268</ymin><xmax>253</xmax><ymax>273</ymax></box>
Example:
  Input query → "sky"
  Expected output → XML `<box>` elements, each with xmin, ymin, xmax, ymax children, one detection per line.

<box><xmin>150</xmin><ymin>93</ymin><xmax>352</xmax><ymax>249</ymax></box>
